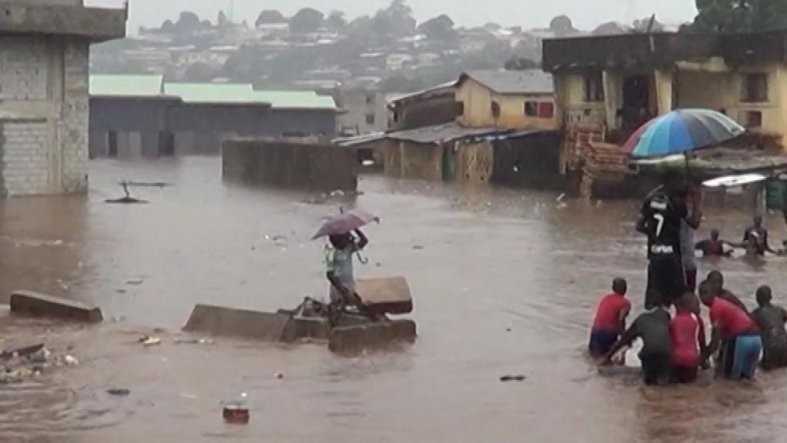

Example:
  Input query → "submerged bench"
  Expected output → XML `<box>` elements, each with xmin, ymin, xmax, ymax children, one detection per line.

<box><xmin>10</xmin><ymin>291</ymin><xmax>103</xmax><ymax>323</ymax></box>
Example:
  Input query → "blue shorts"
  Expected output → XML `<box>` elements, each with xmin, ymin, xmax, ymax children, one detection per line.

<box><xmin>589</xmin><ymin>329</ymin><xmax>619</xmax><ymax>356</ymax></box>
<box><xmin>721</xmin><ymin>334</ymin><xmax>763</xmax><ymax>380</ymax></box>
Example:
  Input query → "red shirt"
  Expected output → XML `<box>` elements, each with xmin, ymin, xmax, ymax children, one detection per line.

<box><xmin>670</xmin><ymin>312</ymin><xmax>704</xmax><ymax>367</ymax></box>
<box><xmin>592</xmin><ymin>293</ymin><xmax>631</xmax><ymax>332</ymax></box>
<box><xmin>710</xmin><ymin>298</ymin><xmax>758</xmax><ymax>339</ymax></box>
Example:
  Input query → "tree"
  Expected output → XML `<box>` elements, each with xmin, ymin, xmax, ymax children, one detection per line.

<box><xmin>373</xmin><ymin>0</ymin><xmax>416</xmax><ymax>38</ymax></box>
<box><xmin>161</xmin><ymin>19</ymin><xmax>175</xmax><ymax>33</ymax></box>
<box><xmin>175</xmin><ymin>11</ymin><xmax>201</xmax><ymax>33</ymax></box>
<box><xmin>325</xmin><ymin>10</ymin><xmax>347</xmax><ymax>31</ymax></box>
<box><xmin>592</xmin><ymin>21</ymin><xmax>627</xmax><ymax>35</ymax></box>
<box><xmin>217</xmin><ymin>10</ymin><xmax>229</xmax><ymax>28</ymax></box>
<box><xmin>289</xmin><ymin>8</ymin><xmax>324</xmax><ymax>34</ymax></box>
<box><xmin>549</xmin><ymin>15</ymin><xmax>577</xmax><ymax>36</ymax></box>
<box><xmin>417</xmin><ymin>15</ymin><xmax>458</xmax><ymax>42</ymax></box>
<box><xmin>691</xmin><ymin>0</ymin><xmax>787</xmax><ymax>33</ymax></box>
<box><xmin>504</xmin><ymin>57</ymin><xmax>539</xmax><ymax>70</ymax></box>
<box><xmin>256</xmin><ymin>9</ymin><xmax>286</xmax><ymax>27</ymax></box>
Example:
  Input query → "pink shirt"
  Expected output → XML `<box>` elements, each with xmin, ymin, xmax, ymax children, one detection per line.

<box><xmin>593</xmin><ymin>293</ymin><xmax>630</xmax><ymax>332</ymax></box>
<box><xmin>710</xmin><ymin>298</ymin><xmax>757</xmax><ymax>339</ymax></box>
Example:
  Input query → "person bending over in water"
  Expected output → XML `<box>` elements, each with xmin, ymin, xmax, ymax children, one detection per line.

<box><xmin>603</xmin><ymin>291</ymin><xmax>672</xmax><ymax>386</ymax></box>
<box><xmin>700</xmin><ymin>281</ymin><xmax>762</xmax><ymax>380</ymax></box>
<box><xmin>705</xmin><ymin>271</ymin><xmax>750</xmax><ymax>314</ymax></box>
<box><xmin>589</xmin><ymin>278</ymin><xmax>631</xmax><ymax>358</ymax></box>
<box><xmin>752</xmin><ymin>285</ymin><xmax>787</xmax><ymax>371</ymax></box>
<box><xmin>695</xmin><ymin>229</ymin><xmax>734</xmax><ymax>257</ymax></box>
<box><xmin>670</xmin><ymin>293</ymin><xmax>708</xmax><ymax>383</ymax></box>
<box><xmin>325</xmin><ymin>229</ymin><xmax>368</xmax><ymax>308</ymax></box>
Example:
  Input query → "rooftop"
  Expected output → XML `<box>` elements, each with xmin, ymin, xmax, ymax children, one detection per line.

<box><xmin>385</xmin><ymin>122</ymin><xmax>503</xmax><ymax>145</ymax></box>
<box><xmin>251</xmin><ymin>90</ymin><xmax>337</xmax><ymax>110</ymax></box>
<box><xmin>0</xmin><ymin>2</ymin><xmax>126</xmax><ymax>42</ymax></box>
<box><xmin>163</xmin><ymin>83</ymin><xmax>259</xmax><ymax>105</ymax></box>
<box><xmin>90</xmin><ymin>74</ymin><xmax>165</xmax><ymax>98</ymax></box>
<box><xmin>543</xmin><ymin>31</ymin><xmax>787</xmax><ymax>72</ymax></box>
<box><xmin>459</xmin><ymin>70</ymin><xmax>554</xmax><ymax>95</ymax></box>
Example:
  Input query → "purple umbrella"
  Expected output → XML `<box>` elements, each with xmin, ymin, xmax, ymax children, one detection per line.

<box><xmin>312</xmin><ymin>210</ymin><xmax>380</xmax><ymax>240</ymax></box>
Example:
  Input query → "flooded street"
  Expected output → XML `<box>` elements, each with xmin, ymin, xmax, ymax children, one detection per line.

<box><xmin>2</xmin><ymin>157</ymin><xmax>787</xmax><ymax>442</ymax></box>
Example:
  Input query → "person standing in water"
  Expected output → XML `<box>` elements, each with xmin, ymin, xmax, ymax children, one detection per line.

<box><xmin>679</xmin><ymin>185</ymin><xmax>702</xmax><ymax>292</ymax></box>
<box><xmin>670</xmin><ymin>292</ymin><xmax>707</xmax><ymax>383</ymax></box>
<box><xmin>325</xmin><ymin>229</ymin><xmax>368</xmax><ymax>306</ymax></box>
<box><xmin>638</xmin><ymin>182</ymin><xmax>689</xmax><ymax>308</ymax></box>
<box><xmin>751</xmin><ymin>285</ymin><xmax>787</xmax><ymax>370</ymax></box>
<box><xmin>695</xmin><ymin>229</ymin><xmax>734</xmax><ymax>257</ymax></box>
<box><xmin>589</xmin><ymin>278</ymin><xmax>631</xmax><ymax>358</ymax></box>
<box><xmin>743</xmin><ymin>215</ymin><xmax>779</xmax><ymax>256</ymax></box>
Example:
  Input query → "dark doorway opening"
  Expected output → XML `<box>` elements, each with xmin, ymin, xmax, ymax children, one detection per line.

<box><xmin>158</xmin><ymin>131</ymin><xmax>175</xmax><ymax>157</ymax></box>
<box><xmin>108</xmin><ymin>131</ymin><xmax>118</xmax><ymax>158</ymax></box>
<box><xmin>622</xmin><ymin>75</ymin><xmax>652</xmax><ymax>134</ymax></box>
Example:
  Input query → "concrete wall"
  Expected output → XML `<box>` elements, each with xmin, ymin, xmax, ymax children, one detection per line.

<box><xmin>222</xmin><ymin>139</ymin><xmax>358</xmax><ymax>191</ymax></box>
<box><xmin>455</xmin><ymin>78</ymin><xmax>558</xmax><ymax>130</ymax></box>
<box><xmin>0</xmin><ymin>2</ymin><xmax>125</xmax><ymax>41</ymax></box>
<box><xmin>90</xmin><ymin>100</ymin><xmax>338</xmax><ymax>157</ymax></box>
<box><xmin>336</xmin><ymin>89</ymin><xmax>387</xmax><ymax>135</ymax></box>
<box><xmin>0</xmin><ymin>36</ymin><xmax>90</xmax><ymax>196</ymax></box>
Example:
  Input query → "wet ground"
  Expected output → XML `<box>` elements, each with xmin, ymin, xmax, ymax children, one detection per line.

<box><xmin>2</xmin><ymin>157</ymin><xmax>787</xmax><ymax>442</ymax></box>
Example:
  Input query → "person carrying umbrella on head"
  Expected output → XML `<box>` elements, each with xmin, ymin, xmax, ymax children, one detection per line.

<box><xmin>313</xmin><ymin>210</ymin><xmax>379</xmax><ymax>311</ymax></box>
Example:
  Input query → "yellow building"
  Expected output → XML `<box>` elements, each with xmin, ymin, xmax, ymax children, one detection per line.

<box><xmin>455</xmin><ymin>70</ymin><xmax>558</xmax><ymax>130</ymax></box>
<box><xmin>543</xmin><ymin>32</ymin><xmax>787</xmax><ymax>149</ymax></box>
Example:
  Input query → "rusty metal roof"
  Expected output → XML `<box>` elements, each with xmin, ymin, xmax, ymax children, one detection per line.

<box><xmin>385</xmin><ymin>122</ymin><xmax>505</xmax><ymax>145</ymax></box>
<box><xmin>459</xmin><ymin>70</ymin><xmax>554</xmax><ymax>95</ymax></box>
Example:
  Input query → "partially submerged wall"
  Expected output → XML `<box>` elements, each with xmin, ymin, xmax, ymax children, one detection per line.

<box><xmin>222</xmin><ymin>139</ymin><xmax>358</xmax><ymax>191</ymax></box>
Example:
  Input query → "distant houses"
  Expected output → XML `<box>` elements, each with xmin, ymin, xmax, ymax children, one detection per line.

<box><xmin>338</xmin><ymin>69</ymin><xmax>562</xmax><ymax>187</ymax></box>
<box><xmin>89</xmin><ymin>74</ymin><xmax>340</xmax><ymax>158</ymax></box>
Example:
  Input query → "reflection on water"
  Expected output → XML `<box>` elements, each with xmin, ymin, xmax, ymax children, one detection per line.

<box><xmin>0</xmin><ymin>157</ymin><xmax>786</xmax><ymax>441</ymax></box>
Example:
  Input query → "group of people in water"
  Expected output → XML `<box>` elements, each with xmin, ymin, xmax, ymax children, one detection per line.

<box><xmin>589</xmin><ymin>180</ymin><xmax>787</xmax><ymax>385</ymax></box>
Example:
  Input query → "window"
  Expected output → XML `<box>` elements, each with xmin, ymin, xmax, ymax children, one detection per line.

<box><xmin>538</xmin><ymin>102</ymin><xmax>555</xmax><ymax>119</ymax></box>
<box><xmin>745</xmin><ymin>111</ymin><xmax>763</xmax><ymax>128</ymax></box>
<box><xmin>455</xmin><ymin>101</ymin><xmax>465</xmax><ymax>116</ymax></box>
<box><xmin>584</xmin><ymin>71</ymin><xmax>604</xmax><ymax>102</ymax></box>
<box><xmin>365</xmin><ymin>114</ymin><xmax>376</xmax><ymax>125</ymax></box>
<box><xmin>491</xmin><ymin>101</ymin><xmax>501</xmax><ymax>118</ymax></box>
<box><xmin>742</xmin><ymin>73</ymin><xmax>768</xmax><ymax>103</ymax></box>
<box><xmin>524</xmin><ymin>101</ymin><xmax>538</xmax><ymax>117</ymax></box>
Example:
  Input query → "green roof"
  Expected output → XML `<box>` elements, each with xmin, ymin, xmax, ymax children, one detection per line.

<box><xmin>163</xmin><ymin>83</ymin><xmax>259</xmax><ymax>104</ymax></box>
<box><xmin>251</xmin><ymin>90</ymin><xmax>337</xmax><ymax>110</ymax></box>
<box><xmin>90</xmin><ymin>74</ymin><xmax>164</xmax><ymax>97</ymax></box>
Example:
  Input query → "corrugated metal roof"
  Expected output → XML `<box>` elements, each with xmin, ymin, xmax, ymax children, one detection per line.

<box><xmin>163</xmin><ymin>83</ymin><xmax>259</xmax><ymax>104</ymax></box>
<box><xmin>461</xmin><ymin>70</ymin><xmax>554</xmax><ymax>95</ymax></box>
<box><xmin>385</xmin><ymin>122</ymin><xmax>505</xmax><ymax>145</ymax></box>
<box><xmin>251</xmin><ymin>90</ymin><xmax>337</xmax><ymax>110</ymax></box>
<box><xmin>388</xmin><ymin>80</ymin><xmax>457</xmax><ymax>105</ymax></box>
<box><xmin>90</xmin><ymin>74</ymin><xmax>164</xmax><ymax>97</ymax></box>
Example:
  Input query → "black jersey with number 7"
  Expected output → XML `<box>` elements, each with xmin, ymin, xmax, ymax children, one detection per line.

<box><xmin>641</xmin><ymin>192</ymin><xmax>688</xmax><ymax>259</ymax></box>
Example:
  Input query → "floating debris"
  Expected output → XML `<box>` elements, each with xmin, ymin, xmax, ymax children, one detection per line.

<box><xmin>500</xmin><ymin>375</ymin><xmax>526</xmax><ymax>382</ymax></box>
<box><xmin>107</xmin><ymin>388</ymin><xmax>131</xmax><ymax>396</ymax></box>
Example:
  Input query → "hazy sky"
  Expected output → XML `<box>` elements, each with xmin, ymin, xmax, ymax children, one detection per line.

<box><xmin>87</xmin><ymin>0</ymin><xmax>698</xmax><ymax>33</ymax></box>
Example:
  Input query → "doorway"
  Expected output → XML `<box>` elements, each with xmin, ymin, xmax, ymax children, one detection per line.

<box><xmin>622</xmin><ymin>75</ymin><xmax>652</xmax><ymax>133</ymax></box>
<box><xmin>158</xmin><ymin>131</ymin><xmax>175</xmax><ymax>156</ymax></box>
<box><xmin>108</xmin><ymin>131</ymin><xmax>118</xmax><ymax>158</ymax></box>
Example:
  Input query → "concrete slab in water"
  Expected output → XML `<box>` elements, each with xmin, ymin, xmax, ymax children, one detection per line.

<box><xmin>329</xmin><ymin>319</ymin><xmax>417</xmax><ymax>354</ymax></box>
<box><xmin>10</xmin><ymin>291</ymin><xmax>103</xmax><ymax>323</ymax></box>
<box><xmin>355</xmin><ymin>277</ymin><xmax>413</xmax><ymax>315</ymax></box>
<box><xmin>183</xmin><ymin>304</ymin><xmax>291</xmax><ymax>341</ymax></box>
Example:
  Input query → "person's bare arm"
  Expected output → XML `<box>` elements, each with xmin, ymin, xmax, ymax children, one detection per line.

<box><xmin>702</xmin><ymin>326</ymin><xmax>721</xmax><ymax>362</ymax></box>
<box><xmin>618</xmin><ymin>305</ymin><xmax>631</xmax><ymax>333</ymax></box>
<box><xmin>602</xmin><ymin>323</ymin><xmax>637</xmax><ymax>364</ymax></box>
<box><xmin>354</xmin><ymin>229</ymin><xmax>368</xmax><ymax>250</ymax></box>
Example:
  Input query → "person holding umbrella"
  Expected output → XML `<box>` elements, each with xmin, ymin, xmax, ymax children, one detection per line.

<box><xmin>313</xmin><ymin>209</ymin><xmax>379</xmax><ymax>312</ymax></box>
<box><xmin>626</xmin><ymin>109</ymin><xmax>746</xmax><ymax>306</ymax></box>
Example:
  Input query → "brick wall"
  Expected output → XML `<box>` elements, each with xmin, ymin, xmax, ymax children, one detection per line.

<box><xmin>0</xmin><ymin>35</ymin><xmax>90</xmax><ymax>196</ymax></box>
<box><xmin>0</xmin><ymin>121</ymin><xmax>49</xmax><ymax>196</ymax></box>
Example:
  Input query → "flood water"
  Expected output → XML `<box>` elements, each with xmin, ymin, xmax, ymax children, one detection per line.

<box><xmin>2</xmin><ymin>157</ymin><xmax>787</xmax><ymax>442</ymax></box>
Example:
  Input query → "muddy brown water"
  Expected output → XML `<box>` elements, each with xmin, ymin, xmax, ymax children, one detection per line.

<box><xmin>1</xmin><ymin>157</ymin><xmax>787</xmax><ymax>442</ymax></box>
